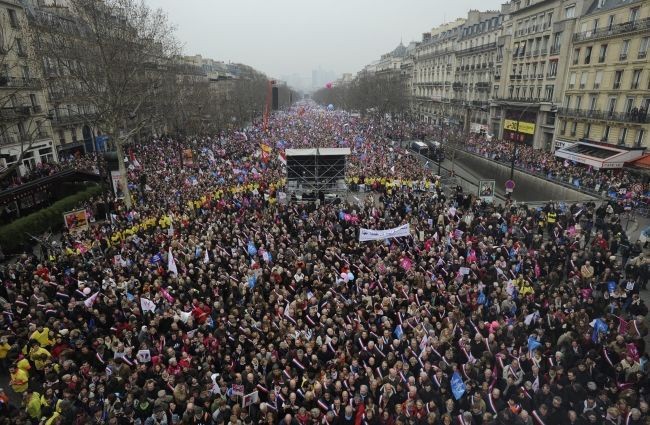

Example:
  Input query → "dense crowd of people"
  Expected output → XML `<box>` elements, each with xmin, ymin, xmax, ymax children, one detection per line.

<box><xmin>0</xmin><ymin>104</ymin><xmax>648</xmax><ymax>425</ymax></box>
<box><xmin>0</xmin><ymin>153</ymin><xmax>99</xmax><ymax>191</ymax></box>
<box><xmin>456</xmin><ymin>136</ymin><xmax>649</xmax><ymax>210</ymax></box>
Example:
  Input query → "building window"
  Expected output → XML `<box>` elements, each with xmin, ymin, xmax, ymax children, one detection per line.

<box><xmin>580</xmin><ymin>72</ymin><xmax>588</xmax><ymax>89</ymax></box>
<box><xmin>565</xmin><ymin>5</ymin><xmax>576</xmax><ymax>19</ymax></box>
<box><xmin>607</xmin><ymin>15</ymin><xmax>615</xmax><ymax>30</ymax></box>
<box><xmin>573</xmin><ymin>48</ymin><xmax>580</xmax><ymax>64</ymax></box>
<box><xmin>613</xmin><ymin>70</ymin><xmax>623</xmax><ymax>89</ymax></box>
<box><xmin>571</xmin><ymin>121</ymin><xmax>578</xmax><ymax>136</ymax></box>
<box><xmin>624</xmin><ymin>97</ymin><xmax>634</xmax><ymax>114</ymax></box>
<box><xmin>561</xmin><ymin>120</ymin><xmax>567</xmax><ymax>134</ymax></box>
<box><xmin>584</xmin><ymin>46</ymin><xmax>592</xmax><ymax>64</ymax></box>
<box><xmin>639</xmin><ymin>37</ymin><xmax>649</xmax><ymax>59</ymax></box>
<box><xmin>594</xmin><ymin>70</ymin><xmax>603</xmax><ymax>89</ymax></box>
<box><xmin>636</xmin><ymin>129</ymin><xmax>645</xmax><ymax>147</ymax></box>
<box><xmin>16</xmin><ymin>38</ymin><xmax>25</xmax><ymax>56</ymax></box>
<box><xmin>544</xmin><ymin>85</ymin><xmax>554</xmax><ymax>101</ymax></box>
<box><xmin>607</xmin><ymin>97</ymin><xmax>617</xmax><ymax>114</ymax></box>
<box><xmin>565</xmin><ymin>95</ymin><xmax>571</xmax><ymax>107</ymax></box>
<box><xmin>39</xmin><ymin>147</ymin><xmax>53</xmax><ymax>163</ymax></box>
<box><xmin>629</xmin><ymin>7</ymin><xmax>640</xmax><ymax>23</ymax></box>
<box><xmin>575</xmin><ymin>96</ymin><xmax>583</xmax><ymax>110</ymax></box>
<box><xmin>618</xmin><ymin>127</ymin><xmax>628</xmax><ymax>145</ymax></box>
<box><xmin>631</xmin><ymin>69</ymin><xmax>641</xmax><ymax>89</ymax></box>
<box><xmin>548</xmin><ymin>60</ymin><xmax>558</xmax><ymax>77</ymax></box>
<box><xmin>620</xmin><ymin>40</ymin><xmax>630</xmax><ymax>60</ymax></box>
<box><xmin>8</xmin><ymin>9</ymin><xmax>19</xmax><ymax>29</ymax></box>
<box><xmin>589</xmin><ymin>95</ymin><xmax>597</xmax><ymax>112</ymax></box>
<box><xmin>603</xmin><ymin>125</ymin><xmax>611</xmax><ymax>141</ymax></box>
<box><xmin>597</xmin><ymin>0</ymin><xmax>605</xmax><ymax>8</ymax></box>
<box><xmin>552</xmin><ymin>32</ymin><xmax>562</xmax><ymax>52</ymax></box>
<box><xmin>598</xmin><ymin>44</ymin><xmax>608</xmax><ymax>62</ymax></box>
<box><xmin>569</xmin><ymin>72</ymin><xmax>577</xmax><ymax>88</ymax></box>
<box><xmin>585</xmin><ymin>123</ymin><xmax>591</xmax><ymax>138</ymax></box>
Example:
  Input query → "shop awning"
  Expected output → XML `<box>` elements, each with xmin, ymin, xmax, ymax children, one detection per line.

<box><xmin>629</xmin><ymin>154</ymin><xmax>650</xmax><ymax>171</ymax></box>
<box><xmin>554</xmin><ymin>141</ymin><xmax>645</xmax><ymax>169</ymax></box>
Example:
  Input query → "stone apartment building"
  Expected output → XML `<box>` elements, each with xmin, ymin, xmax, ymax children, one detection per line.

<box><xmin>30</xmin><ymin>4</ymin><xmax>101</xmax><ymax>157</ymax></box>
<box><xmin>555</xmin><ymin>0</ymin><xmax>649</xmax><ymax>150</ymax></box>
<box><xmin>0</xmin><ymin>0</ymin><xmax>55</xmax><ymax>176</ymax></box>
<box><xmin>454</xmin><ymin>10</ymin><xmax>503</xmax><ymax>133</ymax></box>
<box><xmin>413</xmin><ymin>18</ymin><xmax>465</xmax><ymax>125</ymax></box>
<box><xmin>491</xmin><ymin>0</ymin><xmax>592</xmax><ymax>150</ymax></box>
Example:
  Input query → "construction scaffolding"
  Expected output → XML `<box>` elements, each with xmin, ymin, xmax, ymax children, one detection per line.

<box><xmin>285</xmin><ymin>148</ymin><xmax>350</xmax><ymax>198</ymax></box>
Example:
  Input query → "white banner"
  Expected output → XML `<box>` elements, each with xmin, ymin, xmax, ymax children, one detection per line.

<box><xmin>359</xmin><ymin>224</ymin><xmax>410</xmax><ymax>242</ymax></box>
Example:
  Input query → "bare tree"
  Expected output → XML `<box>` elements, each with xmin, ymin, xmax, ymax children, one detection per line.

<box><xmin>29</xmin><ymin>0</ymin><xmax>179</xmax><ymax>208</ymax></box>
<box><xmin>313</xmin><ymin>70</ymin><xmax>407</xmax><ymax>118</ymax></box>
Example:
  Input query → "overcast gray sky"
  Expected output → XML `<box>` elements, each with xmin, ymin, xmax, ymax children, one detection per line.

<box><xmin>145</xmin><ymin>0</ymin><xmax>504</xmax><ymax>83</ymax></box>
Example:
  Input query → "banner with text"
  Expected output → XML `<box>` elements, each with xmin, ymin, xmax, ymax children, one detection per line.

<box><xmin>359</xmin><ymin>223</ymin><xmax>410</xmax><ymax>242</ymax></box>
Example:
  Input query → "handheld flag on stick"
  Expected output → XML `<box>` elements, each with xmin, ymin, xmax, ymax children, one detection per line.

<box><xmin>527</xmin><ymin>335</ymin><xmax>541</xmax><ymax>353</ymax></box>
<box><xmin>140</xmin><ymin>297</ymin><xmax>156</xmax><ymax>313</ymax></box>
<box><xmin>167</xmin><ymin>248</ymin><xmax>178</xmax><ymax>276</ymax></box>
<box><xmin>84</xmin><ymin>291</ymin><xmax>100</xmax><ymax>308</ymax></box>
<box><xmin>591</xmin><ymin>318</ymin><xmax>608</xmax><ymax>343</ymax></box>
<box><xmin>451</xmin><ymin>371</ymin><xmax>466</xmax><ymax>400</ymax></box>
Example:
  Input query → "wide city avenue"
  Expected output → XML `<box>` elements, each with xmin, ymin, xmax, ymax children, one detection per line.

<box><xmin>0</xmin><ymin>1</ymin><xmax>648</xmax><ymax>425</ymax></box>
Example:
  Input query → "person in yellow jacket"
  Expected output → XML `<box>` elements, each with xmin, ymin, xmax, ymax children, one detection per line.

<box><xmin>30</xmin><ymin>325</ymin><xmax>52</xmax><ymax>347</ymax></box>
<box><xmin>24</xmin><ymin>389</ymin><xmax>42</xmax><ymax>420</ymax></box>
<box><xmin>0</xmin><ymin>336</ymin><xmax>11</xmax><ymax>369</ymax></box>
<box><xmin>514</xmin><ymin>274</ymin><xmax>534</xmax><ymax>297</ymax></box>
<box><xmin>44</xmin><ymin>399</ymin><xmax>63</xmax><ymax>425</ymax></box>
<box><xmin>9</xmin><ymin>364</ymin><xmax>29</xmax><ymax>393</ymax></box>
<box><xmin>28</xmin><ymin>342</ymin><xmax>51</xmax><ymax>372</ymax></box>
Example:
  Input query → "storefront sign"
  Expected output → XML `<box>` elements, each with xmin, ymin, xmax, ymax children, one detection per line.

<box><xmin>504</xmin><ymin>119</ymin><xmax>535</xmax><ymax>135</ymax></box>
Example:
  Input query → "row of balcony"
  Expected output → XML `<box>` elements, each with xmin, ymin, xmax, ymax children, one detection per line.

<box><xmin>492</xmin><ymin>95</ymin><xmax>553</xmax><ymax>103</ymax></box>
<box><xmin>514</xmin><ymin>23</ymin><xmax>552</xmax><ymax>37</ymax></box>
<box><xmin>456</xmin><ymin>62</ymin><xmax>494</xmax><ymax>71</ymax></box>
<box><xmin>413</xmin><ymin>96</ymin><xmax>491</xmax><ymax>106</ymax></box>
<box><xmin>50</xmin><ymin>112</ymin><xmax>97</xmax><ymax>126</ymax></box>
<box><xmin>415</xmin><ymin>81</ymin><xmax>452</xmax><ymax>87</ymax></box>
<box><xmin>456</xmin><ymin>42</ymin><xmax>497</xmax><ymax>56</ymax></box>
<box><xmin>557</xmin><ymin>107</ymin><xmax>650</xmax><ymax>124</ymax></box>
<box><xmin>573</xmin><ymin>17</ymin><xmax>650</xmax><ymax>43</ymax></box>
<box><xmin>512</xmin><ymin>48</ymin><xmax>549</xmax><ymax>59</ymax></box>
<box><xmin>0</xmin><ymin>76</ymin><xmax>42</xmax><ymax>89</ymax></box>
<box><xmin>0</xmin><ymin>105</ymin><xmax>44</xmax><ymax>120</ymax></box>
<box><xmin>416</xmin><ymin>48</ymin><xmax>454</xmax><ymax>61</ymax></box>
<box><xmin>0</xmin><ymin>130</ymin><xmax>51</xmax><ymax>146</ymax></box>
<box><xmin>452</xmin><ymin>82</ymin><xmax>491</xmax><ymax>91</ymax></box>
<box><xmin>509</xmin><ymin>73</ymin><xmax>549</xmax><ymax>81</ymax></box>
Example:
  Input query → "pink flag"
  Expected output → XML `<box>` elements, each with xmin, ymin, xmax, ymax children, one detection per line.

<box><xmin>400</xmin><ymin>257</ymin><xmax>413</xmax><ymax>271</ymax></box>
<box><xmin>618</xmin><ymin>316</ymin><xmax>629</xmax><ymax>335</ymax></box>
<box><xmin>84</xmin><ymin>291</ymin><xmax>100</xmax><ymax>308</ymax></box>
<box><xmin>160</xmin><ymin>287</ymin><xmax>175</xmax><ymax>304</ymax></box>
<box><xmin>626</xmin><ymin>343</ymin><xmax>639</xmax><ymax>362</ymax></box>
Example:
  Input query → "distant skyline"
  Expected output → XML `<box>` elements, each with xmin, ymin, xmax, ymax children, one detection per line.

<box><xmin>145</xmin><ymin>0</ymin><xmax>505</xmax><ymax>86</ymax></box>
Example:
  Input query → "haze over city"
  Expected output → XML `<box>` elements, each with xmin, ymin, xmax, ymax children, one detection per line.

<box><xmin>145</xmin><ymin>0</ymin><xmax>504</xmax><ymax>89</ymax></box>
<box><xmin>0</xmin><ymin>0</ymin><xmax>649</xmax><ymax>424</ymax></box>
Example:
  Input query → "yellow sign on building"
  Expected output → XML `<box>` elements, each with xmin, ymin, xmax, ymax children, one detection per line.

<box><xmin>504</xmin><ymin>119</ymin><xmax>536</xmax><ymax>135</ymax></box>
